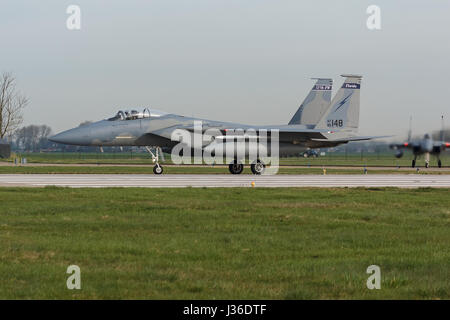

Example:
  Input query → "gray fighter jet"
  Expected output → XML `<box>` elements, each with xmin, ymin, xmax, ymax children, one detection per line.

<box><xmin>390</xmin><ymin>116</ymin><xmax>449</xmax><ymax>168</ymax></box>
<box><xmin>50</xmin><ymin>75</ymin><xmax>382</xmax><ymax>174</ymax></box>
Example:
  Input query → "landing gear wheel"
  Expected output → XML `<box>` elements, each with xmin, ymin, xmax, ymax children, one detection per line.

<box><xmin>153</xmin><ymin>164</ymin><xmax>163</xmax><ymax>174</ymax></box>
<box><xmin>438</xmin><ymin>160</ymin><xmax>442</xmax><ymax>168</ymax></box>
<box><xmin>228</xmin><ymin>160</ymin><xmax>244</xmax><ymax>174</ymax></box>
<box><xmin>251</xmin><ymin>160</ymin><xmax>265</xmax><ymax>175</ymax></box>
<box><xmin>425</xmin><ymin>162</ymin><xmax>429</xmax><ymax>168</ymax></box>
<box><xmin>411</xmin><ymin>160</ymin><xmax>416</xmax><ymax>168</ymax></box>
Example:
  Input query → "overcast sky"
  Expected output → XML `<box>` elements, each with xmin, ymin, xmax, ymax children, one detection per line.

<box><xmin>1</xmin><ymin>0</ymin><xmax>449</xmax><ymax>139</ymax></box>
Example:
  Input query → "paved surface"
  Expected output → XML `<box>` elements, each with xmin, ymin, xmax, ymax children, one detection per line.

<box><xmin>1</xmin><ymin>174</ymin><xmax>450</xmax><ymax>188</ymax></box>
<box><xmin>2</xmin><ymin>162</ymin><xmax>450</xmax><ymax>171</ymax></box>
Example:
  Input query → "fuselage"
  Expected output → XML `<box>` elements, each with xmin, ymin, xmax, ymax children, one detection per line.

<box><xmin>49</xmin><ymin>111</ymin><xmax>339</xmax><ymax>156</ymax></box>
<box><xmin>408</xmin><ymin>133</ymin><xmax>437</xmax><ymax>155</ymax></box>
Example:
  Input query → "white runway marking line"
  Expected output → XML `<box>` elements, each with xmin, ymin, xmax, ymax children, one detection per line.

<box><xmin>1</xmin><ymin>174</ymin><xmax>450</xmax><ymax>188</ymax></box>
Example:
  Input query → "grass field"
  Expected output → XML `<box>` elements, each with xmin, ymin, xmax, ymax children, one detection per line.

<box><xmin>0</xmin><ymin>163</ymin><xmax>449</xmax><ymax>175</ymax></box>
<box><xmin>9</xmin><ymin>151</ymin><xmax>450</xmax><ymax>167</ymax></box>
<box><xmin>0</xmin><ymin>187</ymin><xmax>449</xmax><ymax>299</ymax></box>
<box><xmin>1</xmin><ymin>165</ymin><xmax>449</xmax><ymax>175</ymax></box>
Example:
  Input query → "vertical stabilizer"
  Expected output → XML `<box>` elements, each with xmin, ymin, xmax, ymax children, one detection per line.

<box><xmin>407</xmin><ymin>116</ymin><xmax>412</xmax><ymax>141</ymax></box>
<box><xmin>315</xmin><ymin>75</ymin><xmax>362</xmax><ymax>131</ymax></box>
<box><xmin>288</xmin><ymin>78</ymin><xmax>332</xmax><ymax>126</ymax></box>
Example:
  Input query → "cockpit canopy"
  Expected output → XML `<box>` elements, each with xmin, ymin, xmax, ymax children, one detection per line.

<box><xmin>108</xmin><ymin>108</ymin><xmax>168</xmax><ymax>121</ymax></box>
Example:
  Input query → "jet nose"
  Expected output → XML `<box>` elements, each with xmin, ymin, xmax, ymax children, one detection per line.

<box><xmin>48</xmin><ymin>131</ymin><xmax>70</xmax><ymax>144</ymax></box>
<box><xmin>49</xmin><ymin>126</ymin><xmax>92</xmax><ymax>146</ymax></box>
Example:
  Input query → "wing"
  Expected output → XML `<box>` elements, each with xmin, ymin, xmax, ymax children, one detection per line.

<box><xmin>389</xmin><ymin>142</ymin><xmax>418</xmax><ymax>150</ymax></box>
<box><xmin>147</xmin><ymin>121</ymin><xmax>384</xmax><ymax>145</ymax></box>
<box><xmin>435</xmin><ymin>141</ymin><xmax>450</xmax><ymax>150</ymax></box>
<box><xmin>161</xmin><ymin>125</ymin><xmax>331</xmax><ymax>142</ymax></box>
<box><xmin>313</xmin><ymin>135</ymin><xmax>391</xmax><ymax>143</ymax></box>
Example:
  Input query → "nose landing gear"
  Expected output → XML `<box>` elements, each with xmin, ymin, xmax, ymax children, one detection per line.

<box><xmin>153</xmin><ymin>163</ymin><xmax>163</xmax><ymax>174</ymax></box>
<box><xmin>425</xmin><ymin>153</ymin><xmax>430</xmax><ymax>168</ymax></box>
<box><xmin>146</xmin><ymin>146</ymin><xmax>165</xmax><ymax>174</ymax></box>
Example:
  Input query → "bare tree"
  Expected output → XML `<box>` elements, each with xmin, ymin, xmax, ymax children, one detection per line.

<box><xmin>0</xmin><ymin>72</ymin><xmax>28</xmax><ymax>139</ymax></box>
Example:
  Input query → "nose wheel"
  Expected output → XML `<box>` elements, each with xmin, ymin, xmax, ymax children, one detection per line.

<box><xmin>146</xmin><ymin>146</ymin><xmax>165</xmax><ymax>174</ymax></box>
<box><xmin>153</xmin><ymin>164</ymin><xmax>163</xmax><ymax>174</ymax></box>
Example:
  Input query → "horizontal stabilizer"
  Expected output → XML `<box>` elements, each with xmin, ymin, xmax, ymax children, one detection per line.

<box><xmin>312</xmin><ymin>135</ymin><xmax>391</xmax><ymax>142</ymax></box>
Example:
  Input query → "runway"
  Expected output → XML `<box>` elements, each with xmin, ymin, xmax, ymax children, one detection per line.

<box><xmin>1</xmin><ymin>174</ymin><xmax>450</xmax><ymax>188</ymax></box>
<box><xmin>2</xmin><ymin>162</ymin><xmax>450</xmax><ymax>171</ymax></box>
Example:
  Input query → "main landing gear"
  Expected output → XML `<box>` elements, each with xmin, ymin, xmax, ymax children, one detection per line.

<box><xmin>411</xmin><ymin>153</ymin><xmax>442</xmax><ymax>168</ymax></box>
<box><xmin>228</xmin><ymin>159</ymin><xmax>265</xmax><ymax>175</ymax></box>
<box><xmin>250</xmin><ymin>160</ymin><xmax>265</xmax><ymax>175</ymax></box>
<box><xmin>146</xmin><ymin>146</ymin><xmax>164</xmax><ymax>175</ymax></box>
<box><xmin>228</xmin><ymin>160</ymin><xmax>244</xmax><ymax>174</ymax></box>
<box><xmin>412</xmin><ymin>155</ymin><xmax>417</xmax><ymax>168</ymax></box>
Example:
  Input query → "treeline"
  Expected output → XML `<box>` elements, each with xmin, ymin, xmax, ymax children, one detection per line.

<box><xmin>9</xmin><ymin>123</ymin><xmax>137</xmax><ymax>153</ymax></box>
<box><xmin>10</xmin><ymin>124</ymin><xmax>53</xmax><ymax>151</ymax></box>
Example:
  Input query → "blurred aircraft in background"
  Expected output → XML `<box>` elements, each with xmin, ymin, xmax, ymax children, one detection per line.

<box><xmin>390</xmin><ymin>116</ymin><xmax>450</xmax><ymax>168</ymax></box>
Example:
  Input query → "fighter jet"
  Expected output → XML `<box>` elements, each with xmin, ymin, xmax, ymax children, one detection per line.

<box><xmin>390</xmin><ymin>116</ymin><xmax>449</xmax><ymax>168</ymax></box>
<box><xmin>50</xmin><ymin>74</ymin><xmax>382</xmax><ymax>174</ymax></box>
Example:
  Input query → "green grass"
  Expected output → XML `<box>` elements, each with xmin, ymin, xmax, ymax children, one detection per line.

<box><xmin>0</xmin><ymin>187</ymin><xmax>449</xmax><ymax>299</ymax></box>
<box><xmin>0</xmin><ymin>165</ymin><xmax>447</xmax><ymax>175</ymax></box>
<box><xmin>8</xmin><ymin>152</ymin><xmax>450</xmax><ymax>167</ymax></box>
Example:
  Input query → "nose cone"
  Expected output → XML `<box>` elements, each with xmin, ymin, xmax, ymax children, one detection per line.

<box><xmin>49</xmin><ymin>126</ymin><xmax>92</xmax><ymax>146</ymax></box>
<box><xmin>424</xmin><ymin>141</ymin><xmax>433</xmax><ymax>152</ymax></box>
